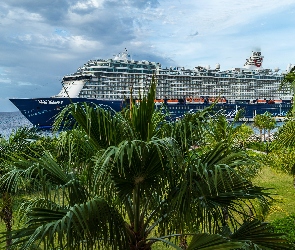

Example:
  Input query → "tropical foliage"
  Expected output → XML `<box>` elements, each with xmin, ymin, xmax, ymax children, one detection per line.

<box><xmin>262</xmin><ymin>118</ymin><xmax>295</xmax><ymax>188</ymax></box>
<box><xmin>0</xmin><ymin>80</ymin><xmax>292</xmax><ymax>249</ymax></box>
<box><xmin>253</xmin><ymin>112</ymin><xmax>276</xmax><ymax>143</ymax></box>
<box><xmin>280</xmin><ymin>66</ymin><xmax>295</xmax><ymax>116</ymax></box>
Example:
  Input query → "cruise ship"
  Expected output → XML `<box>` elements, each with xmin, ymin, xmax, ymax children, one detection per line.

<box><xmin>10</xmin><ymin>50</ymin><xmax>293</xmax><ymax>128</ymax></box>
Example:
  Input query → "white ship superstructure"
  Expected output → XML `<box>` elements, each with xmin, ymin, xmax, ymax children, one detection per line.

<box><xmin>10</xmin><ymin>50</ymin><xmax>294</xmax><ymax>128</ymax></box>
<box><xmin>59</xmin><ymin>50</ymin><xmax>292</xmax><ymax>102</ymax></box>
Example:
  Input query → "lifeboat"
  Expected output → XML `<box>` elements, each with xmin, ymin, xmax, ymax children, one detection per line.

<box><xmin>217</xmin><ymin>97</ymin><xmax>227</xmax><ymax>104</ymax></box>
<box><xmin>274</xmin><ymin>99</ymin><xmax>283</xmax><ymax>104</ymax></box>
<box><xmin>154</xmin><ymin>99</ymin><xmax>164</xmax><ymax>105</ymax></box>
<box><xmin>267</xmin><ymin>100</ymin><xmax>275</xmax><ymax>104</ymax></box>
<box><xmin>208</xmin><ymin>98</ymin><xmax>216</xmax><ymax>103</ymax></box>
<box><xmin>257</xmin><ymin>99</ymin><xmax>267</xmax><ymax>104</ymax></box>
<box><xmin>186</xmin><ymin>98</ymin><xmax>192</xmax><ymax>103</ymax></box>
<box><xmin>192</xmin><ymin>98</ymin><xmax>205</xmax><ymax>104</ymax></box>
<box><xmin>268</xmin><ymin>99</ymin><xmax>283</xmax><ymax>104</ymax></box>
<box><xmin>207</xmin><ymin>97</ymin><xmax>227</xmax><ymax>104</ymax></box>
<box><xmin>167</xmin><ymin>99</ymin><xmax>179</xmax><ymax>104</ymax></box>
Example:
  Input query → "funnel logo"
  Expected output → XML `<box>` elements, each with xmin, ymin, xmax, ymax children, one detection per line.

<box><xmin>254</xmin><ymin>58</ymin><xmax>263</xmax><ymax>67</ymax></box>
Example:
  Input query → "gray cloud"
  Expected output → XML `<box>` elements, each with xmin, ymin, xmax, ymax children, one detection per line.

<box><xmin>5</xmin><ymin>0</ymin><xmax>72</xmax><ymax>23</ymax></box>
<box><xmin>0</xmin><ymin>0</ymin><xmax>295</xmax><ymax>112</ymax></box>
<box><xmin>104</xmin><ymin>0</ymin><xmax>159</xmax><ymax>9</ymax></box>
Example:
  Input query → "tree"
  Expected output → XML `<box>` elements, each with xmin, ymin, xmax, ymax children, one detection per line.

<box><xmin>269</xmin><ymin>120</ymin><xmax>295</xmax><ymax>188</ymax></box>
<box><xmin>0</xmin><ymin>80</ymin><xmax>291</xmax><ymax>249</ymax></box>
<box><xmin>263</xmin><ymin>112</ymin><xmax>276</xmax><ymax>142</ymax></box>
<box><xmin>253</xmin><ymin>112</ymin><xmax>275</xmax><ymax>142</ymax></box>
<box><xmin>205</xmin><ymin>112</ymin><xmax>254</xmax><ymax>149</ymax></box>
<box><xmin>0</xmin><ymin>127</ymin><xmax>54</xmax><ymax>249</ymax></box>
<box><xmin>235</xmin><ymin>123</ymin><xmax>254</xmax><ymax>148</ymax></box>
<box><xmin>280</xmin><ymin>66</ymin><xmax>295</xmax><ymax>116</ymax></box>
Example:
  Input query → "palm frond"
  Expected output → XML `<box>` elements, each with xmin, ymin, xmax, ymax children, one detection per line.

<box><xmin>199</xmin><ymin>142</ymin><xmax>255</xmax><ymax>169</ymax></box>
<box><xmin>54</xmin><ymin>102</ymin><xmax>131</xmax><ymax>150</ymax></box>
<box><xmin>170</xmin><ymin>159</ymin><xmax>270</xmax><ymax>233</ymax></box>
<box><xmin>0</xmin><ymin>152</ymin><xmax>88</xmax><ymax>206</ymax></box>
<box><xmin>272</xmin><ymin>120</ymin><xmax>295</xmax><ymax>148</ymax></box>
<box><xmin>4</xmin><ymin>197</ymin><xmax>128</xmax><ymax>250</ymax></box>
<box><xmin>186</xmin><ymin>233</ymin><xmax>242</xmax><ymax>250</ymax></box>
<box><xmin>229</xmin><ymin>219</ymin><xmax>292</xmax><ymax>249</ymax></box>
<box><xmin>94</xmin><ymin>136</ymin><xmax>181</xmax><ymax>200</ymax></box>
<box><xmin>128</xmin><ymin>75</ymin><xmax>157</xmax><ymax>141</ymax></box>
<box><xmin>160</xmin><ymin>109</ymin><xmax>211</xmax><ymax>153</ymax></box>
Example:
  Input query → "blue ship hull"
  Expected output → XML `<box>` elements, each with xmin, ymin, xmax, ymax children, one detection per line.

<box><xmin>10</xmin><ymin>98</ymin><xmax>124</xmax><ymax>129</ymax></box>
<box><xmin>10</xmin><ymin>98</ymin><xmax>291</xmax><ymax>129</ymax></box>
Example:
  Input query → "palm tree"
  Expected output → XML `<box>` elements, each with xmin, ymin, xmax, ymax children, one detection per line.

<box><xmin>263</xmin><ymin>112</ymin><xmax>276</xmax><ymax>142</ymax></box>
<box><xmin>0</xmin><ymin>80</ymin><xmax>291</xmax><ymax>249</ymax></box>
<box><xmin>270</xmin><ymin>120</ymin><xmax>295</xmax><ymax>188</ymax></box>
<box><xmin>235</xmin><ymin>123</ymin><xmax>254</xmax><ymax>148</ymax></box>
<box><xmin>253</xmin><ymin>114</ymin><xmax>266</xmax><ymax>142</ymax></box>
<box><xmin>205</xmin><ymin>112</ymin><xmax>254</xmax><ymax>149</ymax></box>
<box><xmin>0</xmin><ymin>127</ymin><xmax>51</xmax><ymax>249</ymax></box>
<box><xmin>281</xmin><ymin>66</ymin><xmax>295</xmax><ymax>116</ymax></box>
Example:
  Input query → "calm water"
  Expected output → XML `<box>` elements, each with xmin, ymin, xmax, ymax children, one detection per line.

<box><xmin>0</xmin><ymin>112</ymin><xmax>32</xmax><ymax>138</ymax></box>
<box><xmin>0</xmin><ymin>112</ymin><xmax>285</xmax><ymax>139</ymax></box>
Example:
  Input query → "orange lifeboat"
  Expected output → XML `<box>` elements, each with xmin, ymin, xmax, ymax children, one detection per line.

<box><xmin>192</xmin><ymin>98</ymin><xmax>205</xmax><ymax>104</ymax></box>
<box><xmin>186</xmin><ymin>97</ymin><xmax>192</xmax><ymax>103</ymax></box>
<box><xmin>257</xmin><ymin>99</ymin><xmax>267</xmax><ymax>104</ymax></box>
<box><xmin>274</xmin><ymin>99</ymin><xmax>283</xmax><ymax>104</ymax></box>
<box><xmin>208</xmin><ymin>98</ymin><xmax>215</xmax><ymax>103</ymax></box>
<box><xmin>217</xmin><ymin>97</ymin><xmax>227</xmax><ymax>104</ymax></box>
<box><xmin>167</xmin><ymin>99</ymin><xmax>179</xmax><ymax>104</ymax></box>
<box><xmin>154</xmin><ymin>99</ymin><xmax>164</xmax><ymax>105</ymax></box>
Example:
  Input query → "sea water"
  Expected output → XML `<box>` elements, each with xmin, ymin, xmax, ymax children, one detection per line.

<box><xmin>0</xmin><ymin>112</ymin><xmax>32</xmax><ymax>138</ymax></box>
<box><xmin>0</xmin><ymin>112</ymin><xmax>285</xmax><ymax>139</ymax></box>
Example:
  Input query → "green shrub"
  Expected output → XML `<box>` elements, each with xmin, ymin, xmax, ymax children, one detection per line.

<box><xmin>271</xmin><ymin>214</ymin><xmax>295</xmax><ymax>244</ymax></box>
<box><xmin>246</xmin><ymin>141</ymin><xmax>268</xmax><ymax>152</ymax></box>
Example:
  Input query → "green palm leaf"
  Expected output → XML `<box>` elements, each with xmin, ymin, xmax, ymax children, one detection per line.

<box><xmin>5</xmin><ymin>197</ymin><xmax>128</xmax><ymax>250</ymax></box>
<box><xmin>272</xmin><ymin>120</ymin><xmax>295</xmax><ymax>148</ymax></box>
<box><xmin>200</xmin><ymin>142</ymin><xmax>253</xmax><ymax>168</ymax></box>
<box><xmin>229</xmin><ymin>219</ymin><xmax>292</xmax><ymax>249</ymax></box>
<box><xmin>128</xmin><ymin>76</ymin><xmax>157</xmax><ymax>141</ymax></box>
<box><xmin>94</xmin><ymin>137</ymin><xmax>180</xmax><ymax>200</ymax></box>
<box><xmin>186</xmin><ymin>233</ymin><xmax>242</xmax><ymax>250</ymax></box>
<box><xmin>54</xmin><ymin>102</ymin><xmax>130</xmax><ymax>150</ymax></box>
<box><xmin>0</xmin><ymin>152</ymin><xmax>88</xmax><ymax>206</ymax></box>
<box><xmin>171</xmin><ymin>159</ymin><xmax>270</xmax><ymax>233</ymax></box>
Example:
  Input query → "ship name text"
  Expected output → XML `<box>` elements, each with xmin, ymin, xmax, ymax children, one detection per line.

<box><xmin>38</xmin><ymin>100</ymin><xmax>64</xmax><ymax>105</ymax></box>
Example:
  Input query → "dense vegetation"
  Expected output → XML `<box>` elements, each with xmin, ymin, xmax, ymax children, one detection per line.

<box><xmin>0</xmin><ymin>79</ymin><xmax>295</xmax><ymax>249</ymax></box>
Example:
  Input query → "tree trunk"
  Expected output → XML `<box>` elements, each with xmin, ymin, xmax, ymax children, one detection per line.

<box><xmin>1</xmin><ymin>192</ymin><xmax>13</xmax><ymax>249</ymax></box>
<box><xmin>263</xmin><ymin>129</ymin><xmax>266</xmax><ymax>142</ymax></box>
<box><xmin>259</xmin><ymin>129</ymin><xmax>263</xmax><ymax>142</ymax></box>
<box><xmin>179</xmin><ymin>235</ymin><xmax>188</xmax><ymax>249</ymax></box>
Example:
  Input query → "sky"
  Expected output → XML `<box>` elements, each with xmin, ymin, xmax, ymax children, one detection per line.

<box><xmin>1</xmin><ymin>0</ymin><xmax>295</xmax><ymax>112</ymax></box>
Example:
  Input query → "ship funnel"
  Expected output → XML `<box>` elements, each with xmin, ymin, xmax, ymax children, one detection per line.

<box><xmin>244</xmin><ymin>51</ymin><xmax>264</xmax><ymax>70</ymax></box>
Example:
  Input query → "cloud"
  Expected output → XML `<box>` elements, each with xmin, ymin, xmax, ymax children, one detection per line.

<box><xmin>189</xmin><ymin>31</ymin><xmax>199</xmax><ymax>37</ymax></box>
<box><xmin>4</xmin><ymin>0</ymin><xmax>71</xmax><ymax>23</ymax></box>
<box><xmin>0</xmin><ymin>0</ymin><xmax>295</xmax><ymax>112</ymax></box>
<box><xmin>71</xmin><ymin>0</ymin><xmax>105</xmax><ymax>12</ymax></box>
<box><xmin>0</xmin><ymin>78</ymin><xmax>11</xmax><ymax>84</ymax></box>
<box><xmin>18</xmin><ymin>81</ymin><xmax>35</xmax><ymax>86</ymax></box>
